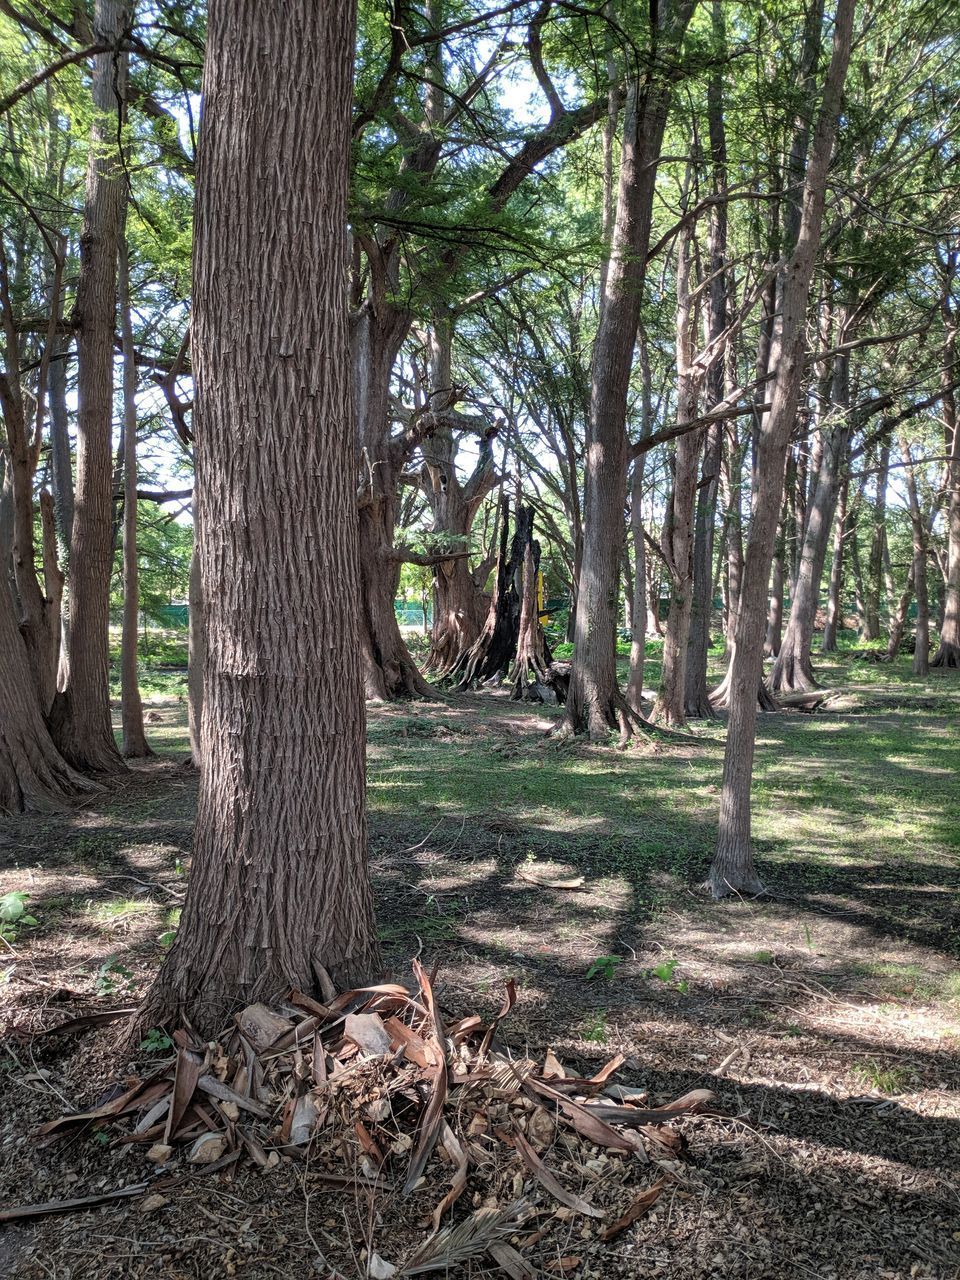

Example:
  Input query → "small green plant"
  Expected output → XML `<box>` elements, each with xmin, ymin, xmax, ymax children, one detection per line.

<box><xmin>0</xmin><ymin>891</ymin><xmax>38</xmax><ymax>945</ymax></box>
<box><xmin>139</xmin><ymin>1028</ymin><xmax>174</xmax><ymax>1054</ymax></box>
<box><xmin>585</xmin><ymin>955</ymin><xmax>622</xmax><ymax>982</ymax></box>
<box><xmin>749</xmin><ymin>949</ymin><xmax>776</xmax><ymax>965</ymax></box>
<box><xmin>157</xmin><ymin>930</ymin><xmax>177</xmax><ymax>947</ymax></box>
<box><xmin>95</xmin><ymin>956</ymin><xmax>135</xmax><ymax>996</ymax></box>
<box><xmin>582</xmin><ymin>1011</ymin><xmax>609</xmax><ymax>1043</ymax></box>
<box><xmin>853</xmin><ymin>1060</ymin><xmax>915</xmax><ymax>1095</ymax></box>
<box><xmin>783</xmin><ymin>1024</ymin><xmax>803</xmax><ymax>1038</ymax></box>
<box><xmin>802</xmin><ymin>925</ymin><xmax>814</xmax><ymax>950</ymax></box>
<box><xmin>645</xmin><ymin>957</ymin><xmax>689</xmax><ymax>994</ymax></box>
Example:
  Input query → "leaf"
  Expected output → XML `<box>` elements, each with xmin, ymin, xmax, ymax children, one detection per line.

<box><xmin>429</xmin><ymin>1122</ymin><xmax>469</xmax><ymax>1230</ymax></box>
<box><xmin>165</xmin><ymin>1048</ymin><xmax>204</xmax><ymax>1142</ymax></box>
<box><xmin>401</xmin><ymin>1199</ymin><xmax>530</xmax><ymax>1275</ymax></box>
<box><xmin>196</xmin><ymin>1074</ymin><xmax>270</xmax><ymax>1118</ymax></box>
<box><xmin>510</xmin><ymin>1127</ymin><xmax>603</xmax><ymax>1218</ymax></box>
<box><xmin>527</xmin><ymin>1080</ymin><xmax>633</xmax><ymax>1152</ymax></box>
<box><xmin>598</xmin><ymin>1178</ymin><xmax>665</xmax><ymax>1241</ymax></box>
<box><xmin>487</xmin><ymin>1242</ymin><xmax>536</xmax><ymax>1279</ymax></box>
<box><xmin>403</xmin><ymin>963</ymin><xmax>448</xmax><ymax>1195</ymax></box>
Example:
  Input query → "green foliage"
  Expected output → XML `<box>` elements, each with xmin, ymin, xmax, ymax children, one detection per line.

<box><xmin>0</xmin><ymin>891</ymin><xmax>37</xmax><ymax>945</ymax></box>
<box><xmin>585</xmin><ymin>955</ymin><xmax>621</xmax><ymax>982</ymax></box>
<box><xmin>139</xmin><ymin>1029</ymin><xmax>174</xmax><ymax>1054</ymax></box>
<box><xmin>94</xmin><ymin>957</ymin><xmax>135</xmax><ymax>997</ymax></box>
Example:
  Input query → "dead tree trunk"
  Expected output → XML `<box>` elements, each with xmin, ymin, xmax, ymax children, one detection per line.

<box><xmin>118</xmin><ymin>240</ymin><xmax>151</xmax><ymax>758</ymax></box>
<box><xmin>706</xmin><ymin>0</ymin><xmax>856</xmax><ymax>898</ymax></box>
<box><xmin>143</xmin><ymin>0</ymin><xmax>378</xmax><ymax>1036</ymax></box>
<box><xmin>50</xmin><ymin>0</ymin><xmax>128</xmax><ymax>774</ymax></box>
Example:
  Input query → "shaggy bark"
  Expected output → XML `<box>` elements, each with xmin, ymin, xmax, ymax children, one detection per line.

<box><xmin>143</xmin><ymin>0</ymin><xmax>379</xmax><ymax>1035</ymax></box>
<box><xmin>562</xmin><ymin>0</ymin><xmax>696</xmax><ymax>739</ymax></box>
<box><xmin>51</xmin><ymin>0</ymin><xmax>128</xmax><ymax>774</ymax></box>
<box><xmin>118</xmin><ymin>242</ymin><xmax>151</xmax><ymax>758</ymax></box>
<box><xmin>707</xmin><ymin>0</ymin><xmax>856</xmax><ymax>898</ymax></box>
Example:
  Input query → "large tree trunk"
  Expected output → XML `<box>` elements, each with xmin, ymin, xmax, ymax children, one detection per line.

<box><xmin>707</xmin><ymin>0</ymin><xmax>856</xmax><ymax>898</ymax></box>
<box><xmin>771</xmin><ymin>343</ymin><xmax>852</xmax><ymax>691</ymax></box>
<box><xmin>50</xmin><ymin>0</ymin><xmax>128</xmax><ymax>775</ymax></box>
<box><xmin>143</xmin><ymin>0</ymin><xmax>378</xmax><ymax>1035</ymax></box>
<box><xmin>118</xmin><ymin>240</ymin><xmax>151</xmax><ymax>758</ymax></box>
<box><xmin>0</xmin><ymin>522</ymin><xmax>98</xmax><ymax>813</ymax></box>
<box><xmin>562</xmin><ymin>1</ymin><xmax>695</xmax><ymax>740</ymax></box>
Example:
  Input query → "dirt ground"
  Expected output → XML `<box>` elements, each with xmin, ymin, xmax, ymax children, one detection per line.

<box><xmin>0</xmin><ymin>669</ymin><xmax>958</xmax><ymax>1279</ymax></box>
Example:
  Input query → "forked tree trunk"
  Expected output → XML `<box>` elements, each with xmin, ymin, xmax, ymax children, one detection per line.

<box><xmin>118</xmin><ymin>241</ymin><xmax>151</xmax><ymax>758</ymax></box>
<box><xmin>862</xmin><ymin>443</ymin><xmax>889</xmax><ymax>641</ymax></box>
<box><xmin>143</xmin><ymin>0</ymin><xmax>378</xmax><ymax>1035</ymax></box>
<box><xmin>885</xmin><ymin>562</ymin><xmax>915</xmax><ymax>660</ymax></box>
<box><xmin>511</xmin><ymin>522</ymin><xmax>553</xmax><ymax>700</ymax></box>
<box><xmin>50</xmin><ymin>0</ymin><xmax>128</xmax><ymax>775</ymax></box>
<box><xmin>707</xmin><ymin>0</ymin><xmax>856</xmax><ymax>898</ymax></box>
<box><xmin>562</xmin><ymin>0</ymin><xmax>695</xmax><ymax>740</ymax></box>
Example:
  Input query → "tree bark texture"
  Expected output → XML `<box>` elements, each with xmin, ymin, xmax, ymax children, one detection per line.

<box><xmin>50</xmin><ymin>0</ymin><xmax>128</xmax><ymax>774</ymax></box>
<box><xmin>144</xmin><ymin>0</ymin><xmax>378</xmax><ymax>1036</ymax></box>
<box><xmin>708</xmin><ymin>0</ymin><xmax>856</xmax><ymax>898</ymax></box>
<box><xmin>821</xmin><ymin>475</ymin><xmax>847</xmax><ymax>651</ymax></box>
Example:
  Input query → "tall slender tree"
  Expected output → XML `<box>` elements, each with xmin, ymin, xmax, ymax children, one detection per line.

<box><xmin>706</xmin><ymin>0</ymin><xmax>857</xmax><ymax>898</ymax></box>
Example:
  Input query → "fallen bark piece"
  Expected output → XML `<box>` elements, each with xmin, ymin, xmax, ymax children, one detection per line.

<box><xmin>235</xmin><ymin>1003</ymin><xmax>293</xmax><ymax>1053</ymax></box>
<box><xmin>345</xmin><ymin>1012</ymin><xmax>393</xmax><ymax>1056</ymax></box>
<box><xmin>598</xmin><ymin>1178</ymin><xmax>666</xmax><ymax>1241</ymax></box>
<box><xmin>0</xmin><ymin>1183</ymin><xmax>149</xmax><ymax>1224</ymax></box>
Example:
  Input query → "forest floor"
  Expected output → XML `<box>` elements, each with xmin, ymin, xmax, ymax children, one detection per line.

<box><xmin>0</xmin><ymin>646</ymin><xmax>958</xmax><ymax>1279</ymax></box>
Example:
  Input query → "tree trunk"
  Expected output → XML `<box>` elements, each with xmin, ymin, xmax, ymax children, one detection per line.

<box><xmin>707</xmin><ymin>0</ymin><xmax>856</xmax><ymax>898</ymax></box>
<box><xmin>187</xmin><ymin>546</ymin><xmax>203</xmax><ymax>764</ymax></box>
<box><xmin>118</xmin><ymin>241</ymin><xmax>151</xmax><ymax>758</ymax></box>
<box><xmin>562</xmin><ymin>1</ymin><xmax>695</xmax><ymax>740</ymax></box>
<box><xmin>821</xmin><ymin>475</ymin><xmax>847</xmax><ymax>651</ymax></box>
<box><xmin>0</xmin><ymin>517</ymin><xmax>98</xmax><ymax>813</ymax></box>
<box><xmin>654</xmin><ymin>218</ymin><xmax>701</xmax><ymax>728</ymax></box>
<box><xmin>932</xmin><ymin>261</ymin><xmax>960</xmax><ymax>667</ymax></box>
<box><xmin>899</xmin><ymin>434</ymin><xmax>930</xmax><ymax>676</ymax></box>
<box><xmin>50</xmin><ymin>0</ymin><xmax>128</xmax><ymax>775</ymax></box>
<box><xmin>764</xmin><ymin>526</ymin><xmax>785</xmax><ymax>658</ymax></box>
<box><xmin>862</xmin><ymin>442</ymin><xmax>889</xmax><ymax>640</ymax></box>
<box><xmin>48</xmin><ymin>337</ymin><xmax>73</xmax><ymax>690</ymax></box>
<box><xmin>772</xmin><ymin>343</ymin><xmax>852</xmax><ymax>691</ymax></box>
<box><xmin>625</xmin><ymin>454</ymin><xmax>647</xmax><ymax>711</ymax></box>
<box><xmin>143</xmin><ymin>0</ymin><xmax>378</xmax><ymax>1035</ymax></box>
